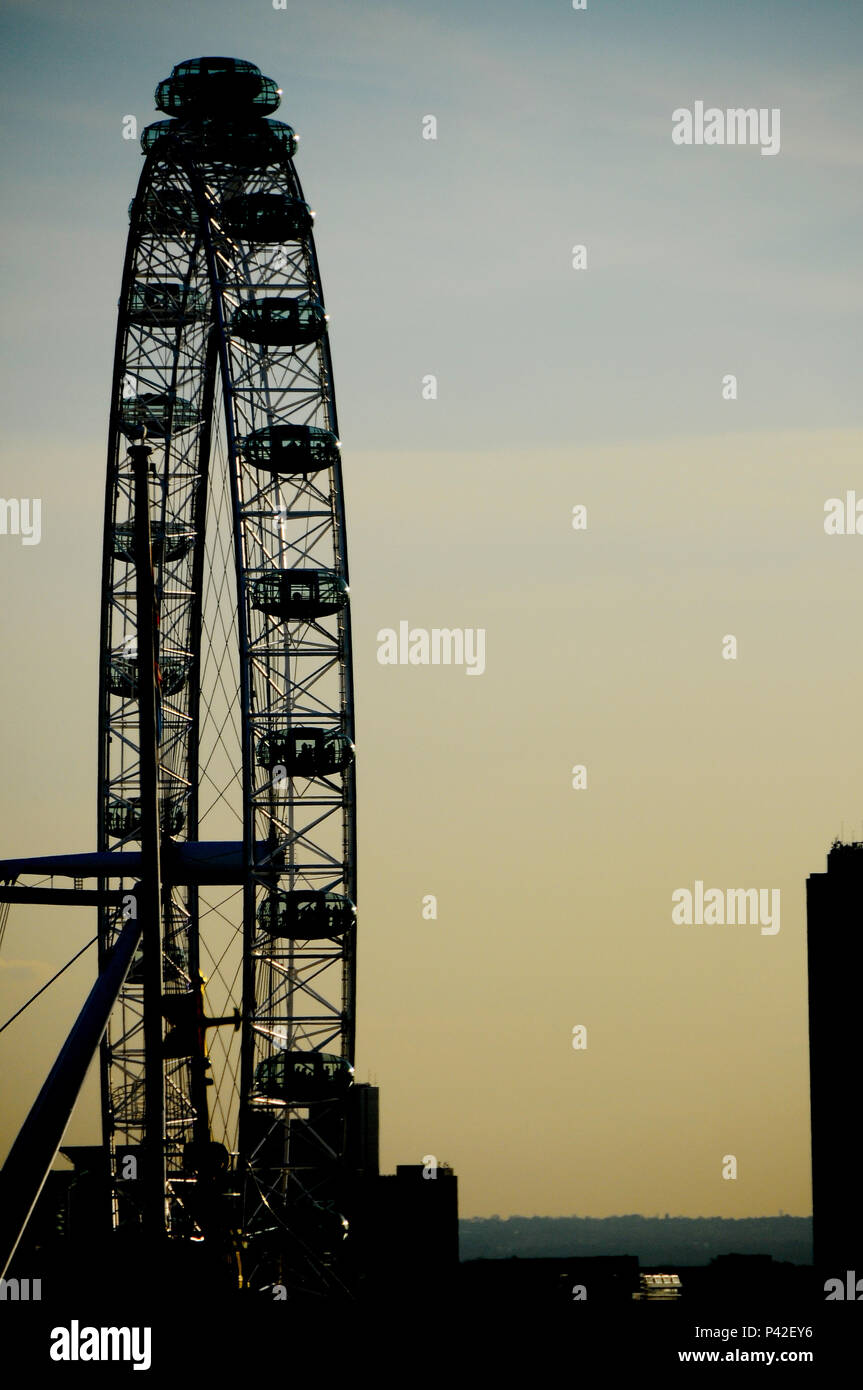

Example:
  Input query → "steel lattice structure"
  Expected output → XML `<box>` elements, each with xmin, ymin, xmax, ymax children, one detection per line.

<box><xmin>94</xmin><ymin>57</ymin><xmax>357</xmax><ymax>1292</ymax></box>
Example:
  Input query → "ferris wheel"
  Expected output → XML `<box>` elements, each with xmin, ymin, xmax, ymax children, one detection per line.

<box><xmin>0</xmin><ymin>56</ymin><xmax>358</xmax><ymax>1297</ymax></box>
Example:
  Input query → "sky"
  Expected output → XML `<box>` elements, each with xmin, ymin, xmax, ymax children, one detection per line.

<box><xmin>1</xmin><ymin>0</ymin><xmax>862</xmax><ymax>1223</ymax></box>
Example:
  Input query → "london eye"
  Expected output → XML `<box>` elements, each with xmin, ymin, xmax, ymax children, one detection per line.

<box><xmin>0</xmin><ymin>56</ymin><xmax>358</xmax><ymax>1299</ymax></box>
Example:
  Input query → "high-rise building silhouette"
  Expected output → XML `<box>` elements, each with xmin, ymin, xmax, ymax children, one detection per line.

<box><xmin>343</xmin><ymin>1089</ymin><xmax>459</xmax><ymax>1298</ymax></box>
<box><xmin>806</xmin><ymin>839</ymin><xmax>863</xmax><ymax>1281</ymax></box>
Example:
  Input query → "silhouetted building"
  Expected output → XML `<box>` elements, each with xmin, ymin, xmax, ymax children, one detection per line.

<box><xmin>344</xmin><ymin>1095</ymin><xmax>459</xmax><ymax>1301</ymax></box>
<box><xmin>806</xmin><ymin>839</ymin><xmax>863</xmax><ymax>1280</ymax></box>
<box><xmin>57</xmin><ymin>1146</ymin><xmax>111</xmax><ymax>1240</ymax></box>
<box><xmin>383</xmin><ymin>1163</ymin><xmax>458</xmax><ymax>1267</ymax></box>
<box><xmin>349</xmin><ymin>1163</ymin><xmax>457</xmax><ymax>1300</ymax></box>
<box><xmin>346</xmin><ymin>1084</ymin><xmax>379</xmax><ymax>1177</ymax></box>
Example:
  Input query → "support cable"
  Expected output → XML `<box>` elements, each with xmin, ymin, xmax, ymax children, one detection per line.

<box><xmin>0</xmin><ymin>937</ymin><xmax>98</xmax><ymax>1036</ymax></box>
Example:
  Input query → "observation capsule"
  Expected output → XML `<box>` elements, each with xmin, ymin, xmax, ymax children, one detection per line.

<box><xmin>256</xmin><ymin>891</ymin><xmax>355</xmax><ymax>940</ymax></box>
<box><xmin>155</xmin><ymin>57</ymin><xmax>281</xmax><ymax>119</ymax></box>
<box><xmin>220</xmin><ymin>192</ymin><xmax>313</xmax><ymax>243</ymax></box>
<box><xmin>256</xmin><ymin>726</ymin><xmax>354</xmax><ymax>777</ymax></box>
<box><xmin>230</xmin><ymin>297</ymin><xmax>326</xmax><ymax>348</ymax></box>
<box><xmin>251</xmin><ymin>568</ymin><xmax>347</xmax><ymax>621</ymax></box>
<box><xmin>238</xmin><ymin>423</ymin><xmax>340</xmax><ymax>477</ymax></box>
<box><xmin>119</xmin><ymin>392</ymin><xmax>202</xmax><ymax>439</ymax></box>
<box><xmin>112</xmin><ymin>520</ymin><xmax>195</xmax><ymax>565</ymax></box>
<box><xmin>140</xmin><ymin>119</ymin><xmax>298</xmax><ymax>168</ymax></box>
<box><xmin>108</xmin><ymin>656</ymin><xmax>191</xmax><ymax>699</ymax></box>
<box><xmin>251</xmin><ymin>1050</ymin><xmax>354</xmax><ymax>1105</ymax></box>
<box><xmin>127</xmin><ymin>282</ymin><xmax>209</xmax><ymax>328</ymax></box>
<box><xmin>105</xmin><ymin>797</ymin><xmax>187</xmax><ymax>839</ymax></box>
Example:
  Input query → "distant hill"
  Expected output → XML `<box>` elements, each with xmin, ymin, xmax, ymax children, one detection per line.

<box><xmin>459</xmin><ymin>1215</ymin><xmax>812</xmax><ymax>1266</ymax></box>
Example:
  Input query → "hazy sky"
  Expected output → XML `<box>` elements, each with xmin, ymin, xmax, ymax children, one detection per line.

<box><xmin>1</xmin><ymin>0</ymin><xmax>861</xmax><ymax>1222</ymax></box>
